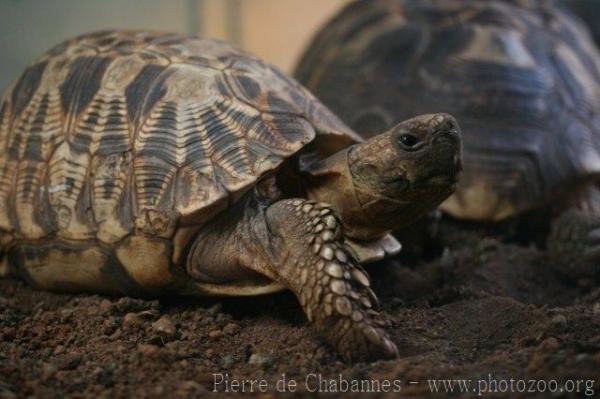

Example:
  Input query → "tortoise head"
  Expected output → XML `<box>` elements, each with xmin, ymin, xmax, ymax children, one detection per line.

<box><xmin>306</xmin><ymin>113</ymin><xmax>462</xmax><ymax>240</ymax></box>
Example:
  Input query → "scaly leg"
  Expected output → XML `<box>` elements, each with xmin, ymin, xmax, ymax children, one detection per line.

<box><xmin>548</xmin><ymin>187</ymin><xmax>600</xmax><ymax>279</ymax></box>
<box><xmin>241</xmin><ymin>198</ymin><xmax>399</xmax><ymax>361</ymax></box>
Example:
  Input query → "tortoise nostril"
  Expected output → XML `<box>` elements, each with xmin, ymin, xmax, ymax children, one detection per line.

<box><xmin>433</xmin><ymin>117</ymin><xmax>461</xmax><ymax>146</ymax></box>
<box><xmin>446</xmin><ymin>120</ymin><xmax>458</xmax><ymax>133</ymax></box>
<box><xmin>440</xmin><ymin>117</ymin><xmax>459</xmax><ymax>135</ymax></box>
<box><xmin>398</xmin><ymin>133</ymin><xmax>419</xmax><ymax>148</ymax></box>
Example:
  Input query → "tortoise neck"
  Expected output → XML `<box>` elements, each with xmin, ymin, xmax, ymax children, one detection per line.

<box><xmin>303</xmin><ymin>147</ymin><xmax>389</xmax><ymax>241</ymax></box>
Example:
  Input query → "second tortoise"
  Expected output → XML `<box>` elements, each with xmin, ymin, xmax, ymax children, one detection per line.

<box><xmin>295</xmin><ymin>0</ymin><xmax>600</xmax><ymax>276</ymax></box>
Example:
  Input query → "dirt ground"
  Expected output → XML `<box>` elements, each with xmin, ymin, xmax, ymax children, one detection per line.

<box><xmin>1</xmin><ymin>219</ymin><xmax>599</xmax><ymax>398</ymax></box>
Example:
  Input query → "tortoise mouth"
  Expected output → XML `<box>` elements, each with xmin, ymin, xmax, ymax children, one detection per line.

<box><xmin>411</xmin><ymin>173</ymin><xmax>459</xmax><ymax>201</ymax></box>
<box><xmin>381</xmin><ymin>175</ymin><xmax>410</xmax><ymax>192</ymax></box>
<box><xmin>415</xmin><ymin>133</ymin><xmax>463</xmax><ymax>186</ymax></box>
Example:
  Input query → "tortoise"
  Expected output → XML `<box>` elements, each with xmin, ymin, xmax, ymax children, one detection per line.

<box><xmin>0</xmin><ymin>30</ymin><xmax>462</xmax><ymax>361</ymax></box>
<box><xmin>295</xmin><ymin>0</ymin><xmax>600</xmax><ymax>276</ymax></box>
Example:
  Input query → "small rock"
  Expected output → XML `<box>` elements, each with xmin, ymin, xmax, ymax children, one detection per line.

<box><xmin>53</xmin><ymin>345</ymin><xmax>65</xmax><ymax>355</ymax></box>
<box><xmin>220</xmin><ymin>355</ymin><xmax>236</xmax><ymax>368</ymax></box>
<box><xmin>208</xmin><ymin>330</ymin><xmax>223</xmax><ymax>340</ymax></box>
<box><xmin>165</xmin><ymin>341</ymin><xmax>181</xmax><ymax>351</ymax></box>
<box><xmin>59</xmin><ymin>308</ymin><xmax>74</xmax><ymax>322</ymax></box>
<box><xmin>593</xmin><ymin>303</ymin><xmax>600</xmax><ymax>315</ymax></box>
<box><xmin>551</xmin><ymin>314</ymin><xmax>567</xmax><ymax>328</ymax></box>
<box><xmin>390</xmin><ymin>297</ymin><xmax>405</xmax><ymax>307</ymax></box>
<box><xmin>153</xmin><ymin>385</ymin><xmax>166</xmax><ymax>396</ymax></box>
<box><xmin>138</xmin><ymin>309</ymin><xmax>160</xmax><ymax>320</ymax></box>
<box><xmin>146</xmin><ymin>334</ymin><xmax>165</xmax><ymax>346</ymax></box>
<box><xmin>439</xmin><ymin>248</ymin><xmax>455</xmax><ymax>270</ymax></box>
<box><xmin>575</xmin><ymin>353</ymin><xmax>589</xmax><ymax>362</ymax></box>
<box><xmin>216</xmin><ymin>313</ymin><xmax>228</xmax><ymax>323</ymax></box>
<box><xmin>477</xmin><ymin>238</ymin><xmax>498</xmax><ymax>253</ymax></box>
<box><xmin>122</xmin><ymin>312</ymin><xmax>143</xmax><ymax>329</ymax></box>
<box><xmin>205</xmin><ymin>348</ymin><xmax>215</xmax><ymax>358</ymax></box>
<box><xmin>99</xmin><ymin>299</ymin><xmax>113</xmax><ymax>314</ymax></box>
<box><xmin>248</xmin><ymin>353</ymin><xmax>275</xmax><ymax>367</ymax></box>
<box><xmin>103</xmin><ymin>317</ymin><xmax>119</xmax><ymax>335</ymax></box>
<box><xmin>223</xmin><ymin>323</ymin><xmax>240</xmax><ymax>335</ymax></box>
<box><xmin>53</xmin><ymin>354</ymin><xmax>82</xmax><ymax>371</ymax></box>
<box><xmin>115</xmin><ymin>344</ymin><xmax>128</xmax><ymax>354</ymax></box>
<box><xmin>180</xmin><ymin>330</ymin><xmax>192</xmax><ymax>340</ymax></box>
<box><xmin>1</xmin><ymin>327</ymin><xmax>15</xmax><ymax>342</ymax></box>
<box><xmin>115</xmin><ymin>297</ymin><xmax>158</xmax><ymax>313</ymax></box>
<box><xmin>138</xmin><ymin>344</ymin><xmax>159</xmax><ymax>355</ymax></box>
<box><xmin>539</xmin><ymin>337</ymin><xmax>559</xmax><ymax>350</ymax></box>
<box><xmin>178</xmin><ymin>380</ymin><xmax>202</xmax><ymax>394</ymax></box>
<box><xmin>207</xmin><ymin>303</ymin><xmax>222</xmax><ymax>315</ymax></box>
<box><xmin>41</xmin><ymin>362</ymin><xmax>57</xmax><ymax>380</ymax></box>
<box><xmin>152</xmin><ymin>315</ymin><xmax>176</xmax><ymax>338</ymax></box>
<box><xmin>109</xmin><ymin>328</ymin><xmax>123</xmax><ymax>340</ymax></box>
<box><xmin>100</xmin><ymin>367</ymin><xmax>116</xmax><ymax>387</ymax></box>
<box><xmin>115</xmin><ymin>297</ymin><xmax>136</xmax><ymax>312</ymax></box>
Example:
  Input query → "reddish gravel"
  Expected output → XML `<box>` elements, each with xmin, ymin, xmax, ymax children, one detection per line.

<box><xmin>1</xmin><ymin>220</ymin><xmax>599</xmax><ymax>398</ymax></box>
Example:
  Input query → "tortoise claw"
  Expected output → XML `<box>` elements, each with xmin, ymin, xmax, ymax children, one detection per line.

<box><xmin>263</xmin><ymin>199</ymin><xmax>399</xmax><ymax>362</ymax></box>
<box><xmin>328</xmin><ymin>313</ymin><xmax>399</xmax><ymax>362</ymax></box>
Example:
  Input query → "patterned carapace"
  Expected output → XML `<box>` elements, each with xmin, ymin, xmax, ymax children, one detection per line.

<box><xmin>0</xmin><ymin>30</ymin><xmax>359</xmax><ymax>245</ymax></box>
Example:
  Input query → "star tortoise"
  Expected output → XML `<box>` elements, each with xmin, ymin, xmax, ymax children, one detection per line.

<box><xmin>295</xmin><ymin>0</ymin><xmax>600</xmax><ymax>277</ymax></box>
<box><xmin>0</xmin><ymin>31</ymin><xmax>462</xmax><ymax>361</ymax></box>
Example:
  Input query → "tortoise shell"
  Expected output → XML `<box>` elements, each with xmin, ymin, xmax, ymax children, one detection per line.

<box><xmin>0</xmin><ymin>30</ymin><xmax>360</xmax><ymax>248</ymax></box>
<box><xmin>563</xmin><ymin>0</ymin><xmax>600</xmax><ymax>46</ymax></box>
<box><xmin>296</xmin><ymin>0</ymin><xmax>600</xmax><ymax>221</ymax></box>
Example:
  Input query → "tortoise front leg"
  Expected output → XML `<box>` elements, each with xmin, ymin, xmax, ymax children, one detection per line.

<box><xmin>242</xmin><ymin>198</ymin><xmax>398</xmax><ymax>362</ymax></box>
<box><xmin>547</xmin><ymin>186</ymin><xmax>600</xmax><ymax>279</ymax></box>
<box><xmin>548</xmin><ymin>208</ymin><xmax>600</xmax><ymax>280</ymax></box>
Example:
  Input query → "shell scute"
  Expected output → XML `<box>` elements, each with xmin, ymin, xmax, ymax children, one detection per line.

<box><xmin>0</xmin><ymin>30</ymin><xmax>359</xmax><ymax>244</ymax></box>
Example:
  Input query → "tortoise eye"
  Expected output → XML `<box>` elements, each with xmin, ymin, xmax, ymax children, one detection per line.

<box><xmin>398</xmin><ymin>133</ymin><xmax>419</xmax><ymax>149</ymax></box>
